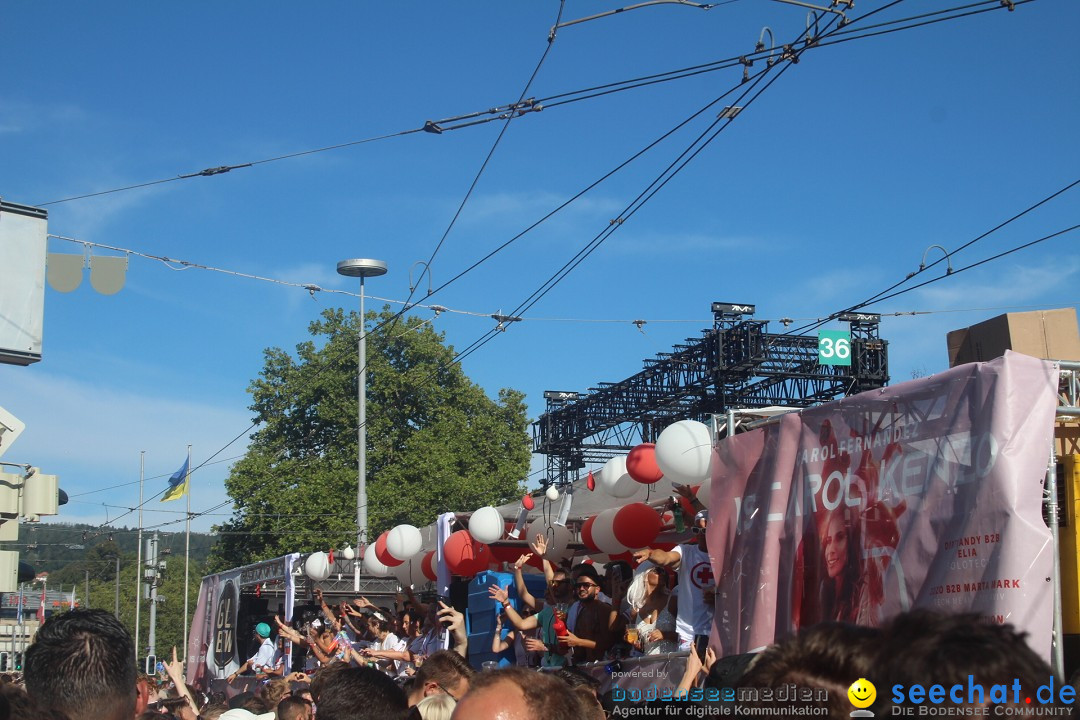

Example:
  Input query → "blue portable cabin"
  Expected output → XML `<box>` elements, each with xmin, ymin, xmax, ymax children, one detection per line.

<box><xmin>465</xmin><ymin>569</ymin><xmax>547</xmax><ymax>671</ymax></box>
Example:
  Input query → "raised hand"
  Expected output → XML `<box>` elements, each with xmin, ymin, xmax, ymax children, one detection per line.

<box><xmin>513</xmin><ymin>553</ymin><xmax>533</xmax><ymax>571</ymax></box>
<box><xmin>530</xmin><ymin>534</ymin><xmax>548</xmax><ymax>557</ymax></box>
<box><xmin>437</xmin><ymin>601</ymin><xmax>465</xmax><ymax>634</ymax></box>
<box><xmin>488</xmin><ymin>584</ymin><xmax>510</xmax><ymax>604</ymax></box>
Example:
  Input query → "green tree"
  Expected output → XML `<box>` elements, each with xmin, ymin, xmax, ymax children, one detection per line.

<box><xmin>208</xmin><ymin>308</ymin><xmax>530</xmax><ymax>570</ymax></box>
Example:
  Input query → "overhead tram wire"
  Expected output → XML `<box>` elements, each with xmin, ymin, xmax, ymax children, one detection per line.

<box><xmin>48</xmin><ymin>0</ymin><xmax>1033</xmax><ymax>331</ymax></box>
<box><xmin>810</xmin><ymin>0</ymin><xmax>1037</xmax><ymax>50</ymax></box>
<box><xmin>868</xmin><ymin>224</ymin><xmax>1080</xmax><ymax>307</ymax></box>
<box><xmin>451</xmin><ymin>19</ymin><xmax>825</xmax><ymax>369</ymax></box>
<box><xmin>779</xmin><ymin>176</ymin><xmax>1080</xmax><ymax>339</ymax></box>
<box><xmin>34</xmin><ymin>0</ymin><xmax>1018</xmax><ymax>208</ymax></box>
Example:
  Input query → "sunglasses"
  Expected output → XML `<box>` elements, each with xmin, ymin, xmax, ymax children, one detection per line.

<box><xmin>549</xmin><ymin>579</ymin><xmax>566</xmax><ymax>586</ymax></box>
<box><xmin>575</xmin><ymin>582</ymin><xmax>598</xmax><ymax>589</ymax></box>
<box><xmin>691</xmin><ymin>526</ymin><xmax>707</xmax><ymax>534</ymax></box>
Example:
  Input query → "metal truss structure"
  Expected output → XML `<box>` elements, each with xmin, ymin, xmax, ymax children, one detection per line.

<box><xmin>532</xmin><ymin>304</ymin><xmax>890</xmax><ymax>487</ymax></box>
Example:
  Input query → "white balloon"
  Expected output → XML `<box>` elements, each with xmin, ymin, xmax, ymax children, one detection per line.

<box><xmin>362</xmin><ymin>544</ymin><xmax>390</xmax><ymax>577</ymax></box>
<box><xmin>696</xmin><ymin>476</ymin><xmax>712</xmax><ymax>509</ymax></box>
<box><xmin>391</xmin><ymin>551</ymin><xmax>430</xmax><ymax>589</ymax></box>
<box><xmin>524</xmin><ymin>520</ymin><xmax>573</xmax><ymax>560</ymax></box>
<box><xmin>342</xmin><ymin>545</ymin><xmax>356</xmax><ymax>561</ymax></box>
<box><xmin>469</xmin><ymin>506</ymin><xmax>504</xmax><ymax>545</ymax></box>
<box><xmin>304</xmin><ymin>551</ymin><xmax>331</xmax><ymax>582</ymax></box>
<box><xmin>590</xmin><ymin>508</ymin><xmax>627</xmax><ymax>555</ymax></box>
<box><xmin>655</xmin><ymin>420</ymin><xmax>713</xmax><ymax>484</ymax></box>
<box><xmin>386</xmin><ymin>524</ymin><xmax>423</xmax><ymax>560</ymax></box>
<box><xmin>545</xmin><ymin>486</ymin><xmax>560</xmax><ymax>502</ymax></box>
<box><xmin>599</xmin><ymin>456</ymin><xmax>639</xmax><ymax>499</ymax></box>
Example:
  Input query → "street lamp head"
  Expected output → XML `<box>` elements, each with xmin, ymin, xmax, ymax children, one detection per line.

<box><xmin>337</xmin><ymin>259</ymin><xmax>388</xmax><ymax>278</ymax></box>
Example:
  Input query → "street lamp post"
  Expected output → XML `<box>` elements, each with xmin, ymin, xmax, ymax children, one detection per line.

<box><xmin>336</xmin><ymin>259</ymin><xmax>387</xmax><ymax>564</ymax></box>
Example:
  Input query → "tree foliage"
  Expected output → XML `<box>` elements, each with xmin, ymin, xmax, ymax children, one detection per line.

<box><xmin>208</xmin><ymin>308</ymin><xmax>530</xmax><ymax>570</ymax></box>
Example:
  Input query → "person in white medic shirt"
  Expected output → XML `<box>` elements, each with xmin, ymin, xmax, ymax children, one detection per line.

<box><xmin>632</xmin><ymin>504</ymin><xmax>715</xmax><ymax>652</ymax></box>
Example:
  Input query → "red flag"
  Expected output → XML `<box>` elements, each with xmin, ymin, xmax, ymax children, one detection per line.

<box><xmin>587</xmin><ymin>470</ymin><xmax>596</xmax><ymax>492</ymax></box>
<box><xmin>328</xmin><ymin>548</ymin><xmax>335</xmax><ymax>564</ymax></box>
<box><xmin>36</xmin><ymin>583</ymin><xmax>46</xmax><ymax>624</ymax></box>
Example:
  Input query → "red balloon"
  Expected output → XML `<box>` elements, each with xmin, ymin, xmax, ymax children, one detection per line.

<box><xmin>612</xmin><ymin>503</ymin><xmax>662</xmax><ymax>549</ymax></box>
<box><xmin>375</xmin><ymin>531</ymin><xmax>404</xmax><ymax>567</ymax></box>
<box><xmin>626</xmin><ymin>443</ymin><xmax>664</xmax><ymax>484</ymax></box>
<box><xmin>421</xmin><ymin>550</ymin><xmax>437</xmax><ymax>581</ymax></box>
<box><xmin>580</xmin><ymin>515</ymin><xmax>599</xmax><ymax>552</ymax></box>
<box><xmin>443</xmin><ymin>530</ymin><xmax>492</xmax><ymax>576</ymax></box>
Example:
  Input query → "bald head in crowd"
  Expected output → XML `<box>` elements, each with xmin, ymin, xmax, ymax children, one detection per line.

<box><xmin>451</xmin><ymin>667</ymin><xmax>583</xmax><ymax>720</ymax></box>
<box><xmin>24</xmin><ymin>608</ymin><xmax>137</xmax><ymax>720</ymax></box>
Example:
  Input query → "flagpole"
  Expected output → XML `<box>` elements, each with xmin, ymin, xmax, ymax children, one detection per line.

<box><xmin>135</xmin><ymin>451</ymin><xmax>144</xmax><ymax>661</ymax></box>
<box><xmin>183</xmin><ymin>444</ymin><xmax>191</xmax><ymax>663</ymax></box>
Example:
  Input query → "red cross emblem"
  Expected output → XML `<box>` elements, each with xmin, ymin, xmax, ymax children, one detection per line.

<box><xmin>691</xmin><ymin>561</ymin><xmax>714</xmax><ymax>589</ymax></box>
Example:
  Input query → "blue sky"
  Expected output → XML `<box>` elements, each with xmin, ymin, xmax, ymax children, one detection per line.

<box><xmin>1</xmin><ymin>0</ymin><xmax>1077</xmax><ymax>540</ymax></box>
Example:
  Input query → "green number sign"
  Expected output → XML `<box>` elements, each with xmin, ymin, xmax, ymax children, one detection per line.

<box><xmin>818</xmin><ymin>330</ymin><xmax>851</xmax><ymax>366</ymax></box>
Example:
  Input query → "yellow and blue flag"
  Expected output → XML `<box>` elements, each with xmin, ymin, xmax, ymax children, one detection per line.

<box><xmin>161</xmin><ymin>458</ymin><xmax>189</xmax><ymax>502</ymax></box>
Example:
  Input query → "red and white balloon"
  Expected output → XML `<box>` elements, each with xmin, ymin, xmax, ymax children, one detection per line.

<box><xmin>590</xmin><ymin>507</ymin><xmax>628</xmax><ymax>555</ymax></box>
<box><xmin>612</xmin><ymin>503</ymin><xmax>662</xmax><ymax>549</ymax></box>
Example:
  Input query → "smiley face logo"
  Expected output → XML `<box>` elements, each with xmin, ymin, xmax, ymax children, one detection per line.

<box><xmin>848</xmin><ymin>678</ymin><xmax>877</xmax><ymax>709</ymax></box>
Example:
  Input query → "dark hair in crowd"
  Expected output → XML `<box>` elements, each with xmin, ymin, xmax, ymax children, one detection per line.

<box><xmin>1</xmin><ymin>683</ymin><xmax>72</xmax><ymax>720</ymax></box>
<box><xmin>874</xmin><ymin>610</ymin><xmax>1059</xmax><ymax>708</ymax></box>
<box><xmin>311</xmin><ymin>663</ymin><xmax>407</xmax><ymax>720</ymax></box>
<box><xmin>24</xmin><ymin>609</ymin><xmax>137</xmax><ymax>720</ymax></box>
<box><xmin>413</xmin><ymin>649</ymin><xmax>474</xmax><ymax>692</ymax></box>
<box><xmin>739</xmin><ymin>622</ymin><xmax>881</xmax><ymax>719</ymax></box>
<box><xmin>276</xmin><ymin>695</ymin><xmax>311</xmax><ymax>720</ymax></box>
<box><xmin>554</xmin><ymin>666</ymin><xmax>602</xmax><ymax>691</ymax></box>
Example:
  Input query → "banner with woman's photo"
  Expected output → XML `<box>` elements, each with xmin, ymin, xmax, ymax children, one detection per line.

<box><xmin>706</xmin><ymin>351</ymin><xmax>1060</xmax><ymax>659</ymax></box>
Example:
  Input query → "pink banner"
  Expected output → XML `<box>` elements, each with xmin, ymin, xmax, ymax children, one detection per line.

<box><xmin>707</xmin><ymin>351</ymin><xmax>1059</xmax><ymax>659</ymax></box>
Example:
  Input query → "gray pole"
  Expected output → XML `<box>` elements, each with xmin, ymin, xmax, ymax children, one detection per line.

<box><xmin>357</xmin><ymin>274</ymin><xmax>367</xmax><ymax>552</ymax></box>
<box><xmin>336</xmin><ymin>259</ymin><xmax>386</xmax><ymax>557</ymax></box>
<box><xmin>147</xmin><ymin>532</ymin><xmax>159</xmax><ymax>665</ymax></box>
<box><xmin>135</xmin><ymin>452</ymin><xmax>144</xmax><ymax>659</ymax></box>
<box><xmin>114</xmin><ymin>556</ymin><xmax>120</xmax><ymax>619</ymax></box>
<box><xmin>183</xmin><ymin>444</ymin><xmax>192</xmax><ymax>662</ymax></box>
<box><xmin>85</xmin><ymin>570</ymin><xmax>89</xmax><ymax>610</ymax></box>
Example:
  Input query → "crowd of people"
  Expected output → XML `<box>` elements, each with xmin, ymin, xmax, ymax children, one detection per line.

<box><xmin>0</xmin><ymin>485</ymin><xmax>1074</xmax><ymax>720</ymax></box>
<box><xmin>2</xmin><ymin>602</ymin><xmax>1077</xmax><ymax>720</ymax></box>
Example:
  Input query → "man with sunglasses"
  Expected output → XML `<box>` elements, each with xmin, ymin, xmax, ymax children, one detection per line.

<box><xmin>557</xmin><ymin>565</ymin><xmax>617</xmax><ymax>662</ymax></box>
<box><xmin>632</xmin><ymin>505</ymin><xmax>715</xmax><ymax>653</ymax></box>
